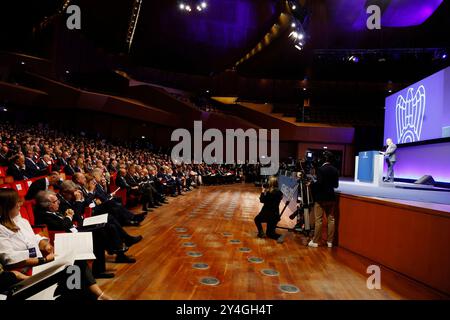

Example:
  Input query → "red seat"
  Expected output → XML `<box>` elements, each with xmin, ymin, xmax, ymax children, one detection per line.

<box><xmin>0</xmin><ymin>166</ymin><xmax>6</xmax><ymax>178</ymax></box>
<box><xmin>84</xmin><ymin>206</ymin><xmax>93</xmax><ymax>218</ymax></box>
<box><xmin>11</xmin><ymin>181</ymin><xmax>28</xmax><ymax>198</ymax></box>
<box><xmin>0</xmin><ymin>183</ymin><xmax>11</xmax><ymax>189</ymax></box>
<box><xmin>116</xmin><ymin>189</ymin><xmax>127</xmax><ymax>206</ymax></box>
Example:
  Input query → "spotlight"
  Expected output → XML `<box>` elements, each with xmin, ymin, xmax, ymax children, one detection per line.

<box><xmin>443</xmin><ymin>54</ymin><xmax>448</xmax><ymax>59</ymax></box>
<box><xmin>196</xmin><ymin>5</ymin><xmax>202</xmax><ymax>11</ymax></box>
<box><xmin>2</xmin><ymin>108</ymin><xmax>7</xmax><ymax>112</ymax></box>
<box><xmin>298</xmin><ymin>33</ymin><xmax>304</xmax><ymax>40</ymax></box>
<box><xmin>291</xmin><ymin>23</ymin><xmax>296</xmax><ymax>28</ymax></box>
<box><xmin>186</xmin><ymin>5</ymin><xmax>191</xmax><ymax>12</ymax></box>
<box><xmin>21</xmin><ymin>61</ymin><xmax>25</xmax><ymax>65</ymax></box>
<box><xmin>295</xmin><ymin>45</ymin><xmax>303</xmax><ymax>51</ymax></box>
<box><xmin>292</xmin><ymin>5</ymin><xmax>297</xmax><ymax>10</ymax></box>
<box><xmin>201</xmin><ymin>2</ymin><xmax>207</xmax><ymax>9</ymax></box>
<box><xmin>141</xmin><ymin>136</ymin><xmax>146</xmax><ymax>139</ymax></box>
<box><xmin>290</xmin><ymin>31</ymin><xmax>298</xmax><ymax>39</ymax></box>
<box><xmin>349</xmin><ymin>55</ymin><xmax>359</xmax><ymax>63</ymax></box>
<box><xmin>179</xmin><ymin>3</ymin><xmax>185</xmax><ymax>10</ymax></box>
<box><xmin>388</xmin><ymin>89</ymin><xmax>393</xmax><ymax>93</ymax></box>
<box><xmin>65</xmin><ymin>70</ymin><xmax>70</xmax><ymax>74</ymax></box>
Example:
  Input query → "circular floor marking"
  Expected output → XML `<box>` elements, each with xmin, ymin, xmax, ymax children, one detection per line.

<box><xmin>248</xmin><ymin>257</ymin><xmax>264</xmax><ymax>264</ymax></box>
<box><xmin>183</xmin><ymin>242</ymin><xmax>196</xmax><ymax>247</ymax></box>
<box><xmin>175</xmin><ymin>227</ymin><xmax>188</xmax><ymax>233</ymax></box>
<box><xmin>187</xmin><ymin>251</ymin><xmax>203</xmax><ymax>257</ymax></box>
<box><xmin>238</xmin><ymin>247</ymin><xmax>251</xmax><ymax>253</ymax></box>
<box><xmin>192</xmin><ymin>263</ymin><xmax>209</xmax><ymax>270</ymax></box>
<box><xmin>279</xmin><ymin>284</ymin><xmax>300</xmax><ymax>293</ymax></box>
<box><xmin>179</xmin><ymin>234</ymin><xmax>192</xmax><ymax>239</ymax></box>
<box><xmin>229</xmin><ymin>239</ymin><xmax>241</xmax><ymax>244</ymax></box>
<box><xmin>261</xmin><ymin>269</ymin><xmax>279</xmax><ymax>276</ymax></box>
<box><xmin>199</xmin><ymin>277</ymin><xmax>220</xmax><ymax>286</ymax></box>
<box><xmin>222</xmin><ymin>232</ymin><xmax>233</xmax><ymax>237</ymax></box>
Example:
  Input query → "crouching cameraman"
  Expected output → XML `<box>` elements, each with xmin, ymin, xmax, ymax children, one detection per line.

<box><xmin>308</xmin><ymin>151</ymin><xmax>339</xmax><ymax>248</ymax></box>
<box><xmin>254</xmin><ymin>176</ymin><xmax>283</xmax><ymax>240</ymax></box>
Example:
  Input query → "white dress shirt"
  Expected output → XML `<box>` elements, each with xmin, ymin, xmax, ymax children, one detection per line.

<box><xmin>0</xmin><ymin>215</ymin><xmax>47</xmax><ymax>266</ymax></box>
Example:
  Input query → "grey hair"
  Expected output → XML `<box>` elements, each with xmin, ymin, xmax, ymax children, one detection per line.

<box><xmin>36</xmin><ymin>190</ymin><xmax>56</xmax><ymax>209</ymax></box>
<box><xmin>60</xmin><ymin>180</ymin><xmax>78</xmax><ymax>193</ymax></box>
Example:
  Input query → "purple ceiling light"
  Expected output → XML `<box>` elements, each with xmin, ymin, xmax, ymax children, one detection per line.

<box><xmin>382</xmin><ymin>0</ymin><xmax>444</xmax><ymax>27</ymax></box>
<box><xmin>330</xmin><ymin>0</ymin><xmax>443</xmax><ymax>30</ymax></box>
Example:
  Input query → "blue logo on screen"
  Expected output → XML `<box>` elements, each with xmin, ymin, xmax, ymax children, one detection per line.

<box><xmin>395</xmin><ymin>85</ymin><xmax>426</xmax><ymax>143</ymax></box>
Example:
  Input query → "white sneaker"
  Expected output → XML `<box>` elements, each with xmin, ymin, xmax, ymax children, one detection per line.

<box><xmin>308</xmin><ymin>240</ymin><xmax>318</xmax><ymax>248</ymax></box>
<box><xmin>327</xmin><ymin>242</ymin><xmax>333</xmax><ymax>248</ymax></box>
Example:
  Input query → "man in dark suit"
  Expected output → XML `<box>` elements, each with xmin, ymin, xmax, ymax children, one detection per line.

<box><xmin>7</xmin><ymin>154</ymin><xmax>28</xmax><ymax>181</ymax></box>
<box><xmin>34</xmin><ymin>190</ymin><xmax>113</xmax><ymax>279</ymax></box>
<box><xmin>64</xmin><ymin>158</ymin><xmax>77</xmax><ymax>177</ymax></box>
<box><xmin>25</xmin><ymin>151</ymin><xmax>41</xmax><ymax>178</ymax></box>
<box><xmin>0</xmin><ymin>146</ymin><xmax>10</xmax><ymax>166</ymax></box>
<box><xmin>25</xmin><ymin>171</ymin><xmax>62</xmax><ymax>200</ymax></box>
<box><xmin>309</xmin><ymin>151</ymin><xmax>339</xmax><ymax>248</ymax></box>
<box><xmin>381</xmin><ymin>138</ymin><xmax>397</xmax><ymax>182</ymax></box>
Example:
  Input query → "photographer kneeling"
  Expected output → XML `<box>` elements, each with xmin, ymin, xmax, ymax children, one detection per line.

<box><xmin>308</xmin><ymin>151</ymin><xmax>339</xmax><ymax>248</ymax></box>
<box><xmin>254</xmin><ymin>176</ymin><xmax>283</xmax><ymax>240</ymax></box>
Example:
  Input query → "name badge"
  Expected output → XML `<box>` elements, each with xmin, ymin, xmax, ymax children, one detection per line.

<box><xmin>28</xmin><ymin>247</ymin><xmax>37</xmax><ymax>258</ymax></box>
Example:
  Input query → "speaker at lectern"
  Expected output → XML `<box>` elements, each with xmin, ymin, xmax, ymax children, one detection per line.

<box><xmin>354</xmin><ymin>151</ymin><xmax>384</xmax><ymax>185</ymax></box>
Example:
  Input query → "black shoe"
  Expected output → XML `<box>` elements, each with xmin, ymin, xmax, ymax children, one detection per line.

<box><xmin>257</xmin><ymin>232</ymin><xmax>266</xmax><ymax>238</ymax></box>
<box><xmin>267</xmin><ymin>233</ymin><xmax>281</xmax><ymax>240</ymax></box>
<box><xmin>115</xmin><ymin>254</ymin><xmax>136</xmax><ymax>264</ymax></box>
<box><xmin>107</xmin><ymin>244</ymin><xmax>129</xmax><ymax>255</ymax></box>
<box><xmin>125</xmin><ymin>220</ymin><xmax>140</xmax><ymax>227</ymax></box>
<box><xmin>94</xmin><ymin>272</ymin><xmax>115</xmax><ymax>279</ymax></box>
<box><xmin>133</xmin><ymin>213</ymin><xmax>146</xmax><ymax>222</ymax></box>
<box><xmin>125</xmin><ymin>235</ymin><xmax>143</xmax><ymax>247</ymax></box>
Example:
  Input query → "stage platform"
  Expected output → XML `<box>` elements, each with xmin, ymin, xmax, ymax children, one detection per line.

<box><xmin>337</xmin><ymin>180</ymin><xmax>450</xmax><ymax>207</ymax></box>
<box><xmin>336</xmin><ymin>182</ymin><xmax>450</xmax><ymax>298</ymax></box>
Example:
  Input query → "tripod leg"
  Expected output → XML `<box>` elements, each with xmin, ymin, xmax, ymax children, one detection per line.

<box><xmin>304</xmin><ymin>208</ymin><xmax>310</xmax><ymax>231</ymax></box>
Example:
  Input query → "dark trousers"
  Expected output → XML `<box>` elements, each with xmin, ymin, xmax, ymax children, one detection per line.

<box><xmin>386</xmin><ymin>159</ymin><xmax>395</xmax><ymax>181</ymax></box>
<box><xmin>254</xmin><ymin>214</ymin><xmax>278</xmax><ymax>236</ymax></box>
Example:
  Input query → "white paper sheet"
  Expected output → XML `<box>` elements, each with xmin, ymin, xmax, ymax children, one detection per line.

<box><xmin>82</xmin><ymin>213</ymin><xmax>108</xmax><ymax>227</ymax></box>
<box><xmin>54</xmin><ymin>233</ymin><xmax>96</xmax><ymax>260</ymax></box>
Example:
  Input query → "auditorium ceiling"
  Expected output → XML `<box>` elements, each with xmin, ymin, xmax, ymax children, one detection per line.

<box><xmin>0</xmin><ymin>0</ymin><xmax>449</xmax><ymax>80</ymax></box>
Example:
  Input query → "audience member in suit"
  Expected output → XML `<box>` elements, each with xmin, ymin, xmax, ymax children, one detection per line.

<box><xmin>34</xmin><ymin>191</ymin><xmax>118</xmax><ymax>279</ymax></box>
<box><xmin>57</xmin><ymin>181</ymin><xmax>141</xmax><ymax>263</ymax></box>
<box><xmin>24</xmin><ymin>151</ymin><xmax>41</xmax><ymax>178</ymax></box>
<box><xmin>91</xmin><ymin>169</ymin><xmax>144</xmax><ymax>224</ymax></box>
<box><xmin>64</xmin><ymin>158</ymin><xmax>77</xmax><ymax>177</ymax></box>
<box><xmin>53</xmin><ymin>151</ymin><xmax>68</xmax><ymax>172</ymax></box>
<box><xmin>7</xmin><ymin>155</ymin><xmax>28</xmax><ymax>181</ymax></box>
<box><xmin>0</xmin><ymin>146</ymin><xmax>10</xmax><ymax>166</ymax></box>
<box><xmin>309</xmin><ymin>151</ymin><xmax>339</xmax><ymax>248</ymax></box>
<box><xmin>73</xmin><ymin>172</ymin><xmax>144</xmax><ymax>226</ymax></box>
<box><xmin>25</xmin><ymin>171</ymin><xmax>62</xmax><ymax>201</ymax></box>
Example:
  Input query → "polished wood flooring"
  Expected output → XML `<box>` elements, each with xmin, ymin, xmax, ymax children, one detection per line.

<box><xmin>98</xmin><ymin>183</ymin><xmax>406</xmax><ymax>300</ymax></box>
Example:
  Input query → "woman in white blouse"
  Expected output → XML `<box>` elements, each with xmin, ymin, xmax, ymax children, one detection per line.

<box><xmin>0</xmin><ymin>189</ymin><xmax>54</xmax><ymax>272</ymax></box>
<box><xmin>0</xmin><ymin>189</ymin><xmax>112</xmax><ymax>300</ymax></box>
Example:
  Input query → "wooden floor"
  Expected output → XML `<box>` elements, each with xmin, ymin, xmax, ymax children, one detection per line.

<box><xmin>98</xmin><ymin>183</ymin><xmax>406</xmax><ymax>300</ymax></box>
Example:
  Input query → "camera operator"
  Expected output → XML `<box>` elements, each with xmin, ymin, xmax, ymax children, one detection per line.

<box><xmin>308</xmin><ymin>151</ymin><xmax>339</xmax><ymax>248</ymax></box>
<box><xmin>254</xmin><ymin>176</ymin><xmax>283</xmax><ymax>240</ymax></box>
